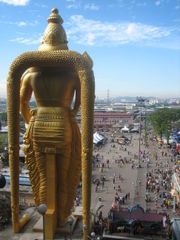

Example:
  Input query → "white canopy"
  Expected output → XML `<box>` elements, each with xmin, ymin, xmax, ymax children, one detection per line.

<box><xmin>19</xmin><ymin>144</ymin><xmax>25</xmax><ymax>158</ymax></box>
<box><xmin>121</xmin><ymin>126</ymin><xmax>129</xmax><ymax>132</ymax></box>
<box><xmin>93</xmin><ymin>132</ymin><xmax>104</xmax><ymax>144</ymax></box>
<box><xmin>0</xmin><ymin>126</ymin><xmax>8</xmax><ymax>133</ymax></box>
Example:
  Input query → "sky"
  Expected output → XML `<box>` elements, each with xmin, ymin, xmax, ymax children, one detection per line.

<box><xmin>0</xmin><ymin>0</ymin><xmax>180</xmax><ymax>99</ymax></box>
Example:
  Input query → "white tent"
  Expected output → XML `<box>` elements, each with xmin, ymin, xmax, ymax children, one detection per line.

<box><xmin>19</xmin><ymin>144</ymin><xmax>25</xmax><ymax>158</ymax></box>
<box><xmin>93</xmin><ymin>132</ymin><xmax>104</xmax><ymax>144</ymax></box>
<box><xmin>121</xmin><ymin>126</ymin><xmax>129</xmax><ymax>133</ymax></box>
<box><xmin>0</xmin><ymin>126</ymin><xmax>8</xmax><ymax>133</ymax></box>
<box><xmin>130</xmin><ymin>127</ymin><xmax>139</xmax><ymax>133</ymax></box>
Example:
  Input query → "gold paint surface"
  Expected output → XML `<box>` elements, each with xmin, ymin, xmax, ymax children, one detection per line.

<box><xmin>7</xmin><ymin>8</ymin><xmax>95</xmax><ymax>240</ymax></box>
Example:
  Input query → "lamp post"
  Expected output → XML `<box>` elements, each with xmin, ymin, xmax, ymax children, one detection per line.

<box><xmin>38</xmin><ymin>204</ymin><xmax>47</xmax><ymax>240</ymax></box>
<box><xmin>137</xmin><ymin>97</ymin><xmax>146</xmax><ymax>167</ymax></box>
<box><xmin>138</xmin><ymin>112</ymin><xmax>142</xmax><ymax>168</ymax></box>
<box><xmin>173</xmin><ymin>195</ymin><xmax>176</xmax><ymax>213</ymax></box>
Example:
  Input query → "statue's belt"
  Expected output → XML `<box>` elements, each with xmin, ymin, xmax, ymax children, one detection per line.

<box><xmin>34</xmin><ymin>145</ymin><xmax>63</xmax><ymax>154</ymax></box>
<box><xmin>35</xmin><ymin>115</ymin><xmax>65</xmax><ymax>120</ymax></box>
<box><xmin>34</xmin><ymin>107</ymin><xmax>74</xmax><ymax>120</ymax></box>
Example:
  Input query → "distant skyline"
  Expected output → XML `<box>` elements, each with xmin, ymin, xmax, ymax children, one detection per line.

<box><xmin>0</xmin><ymin>0</ymin><xmax>180</xmax><ymax>99</ymax></box>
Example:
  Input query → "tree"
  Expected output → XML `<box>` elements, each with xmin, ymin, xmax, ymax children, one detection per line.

<box><xmin>173</xmin><ymin>120</ymin><xmax>180</xmax><ymax>130</ymax></box>
<box><xmin>0</xmin><ymin>135</ymin><xmax>5</xmax><ymax>151</ymax></box>
<box><xmin>148</xmin><ymin>108</ymin><xmax>180</xmax><ymax>141</ymax></box>
<box><xmin>1</xmin><ymin>151</ymin><xmax>9</xmax><ymax>167</ymax></box>
<box><xmin>0</xmin><ymin>112</ymin><xmax>7</xmax><ymax>122</ymax></box>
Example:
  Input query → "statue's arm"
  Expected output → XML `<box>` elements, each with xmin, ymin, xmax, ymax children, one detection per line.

<box><xmin>72</xmin><ymin>79</ymin><xmax>80</xmax><ymax>116</ymax></box>
<box><xmin>20</xmin><ymin>73</ymin><xmax>32</xmax><ymax>124</ymax></box>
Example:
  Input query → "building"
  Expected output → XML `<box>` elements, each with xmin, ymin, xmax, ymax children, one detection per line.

<box><xmin>94</xmin><ymin>111</ymin><xmax>133</xmax><ymax>128</ymax></box>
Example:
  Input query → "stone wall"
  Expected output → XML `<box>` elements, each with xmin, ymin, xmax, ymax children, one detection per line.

<box><xmin>0</xmin><ymin>189</ymin><xmax>35</xmax><ymax>231</ymax></box>
<box><xmin>0</xmin><ymin>191</ymin><xmax>11</xmax><ymax>231</ymax></box>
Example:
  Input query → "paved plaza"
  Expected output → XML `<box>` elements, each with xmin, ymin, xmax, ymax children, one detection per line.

<box><xmin>90</xmin><ymin>129</ymin><xmax>179</xmax><ymax>220</ymax></box>
<box><xmin>91</xmin><ymin>131</ymin><xmax>145</xmax><ymax>217</ymax></box>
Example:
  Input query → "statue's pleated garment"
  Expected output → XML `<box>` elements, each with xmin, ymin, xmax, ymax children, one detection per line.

<box><xmin>23</xmin><ymin>107</ymin><xmax>81</xmax><ymax>225</ymax></box>
<box><xmin>23</xmin><ymin>110</ymin><xmax>40</xmax><ymax>207</ymax></box>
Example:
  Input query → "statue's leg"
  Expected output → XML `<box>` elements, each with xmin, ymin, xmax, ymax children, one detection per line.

<box><xmin>56</xmin><ymin>145</ymin><xmax>72</xmax><ymax>226</ymax></box>
<box><xmin>57</xmin><ymin>119</ymin><xmax>81</xmax><ymax>226</ymax></box>
<box><xmin>34</xmin><ymin>150</ymin><xmax>47</xmax><ymax>204</ymax></box>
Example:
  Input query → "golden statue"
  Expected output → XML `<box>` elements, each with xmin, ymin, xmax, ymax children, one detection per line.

<box><xmin>7</xmin><ymin>8</ymin><xmax>95</xmax><ymax>240</ymax></box>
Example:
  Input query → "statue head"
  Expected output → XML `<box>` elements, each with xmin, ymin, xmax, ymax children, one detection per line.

<box><xmin>39</xmin><ymin>8</ymin><xmax>68</xmax><ymax>51</ymax></box>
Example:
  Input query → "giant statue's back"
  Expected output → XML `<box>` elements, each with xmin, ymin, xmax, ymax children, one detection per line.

<box><xmin>7</xmin><ymin>8</ymin><xmax>94</xmax><ymax>240</ymax></box>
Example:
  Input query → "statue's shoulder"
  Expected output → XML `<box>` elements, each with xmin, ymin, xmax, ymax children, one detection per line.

<box><xmin>82</xmin><ymin>51</ymin><xmax>93</xmax><ymax>69</ymax></box>
<box><xmin>21</xmin><ymin>67</ymin><xmax>41</xmax><ymax>82</ymax></box>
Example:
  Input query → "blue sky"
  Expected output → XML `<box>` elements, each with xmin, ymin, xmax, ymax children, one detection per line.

<box><xmin>0</xmin><ymin>0</ymin><xmax>180</xmax><ymax>98</ymax></box>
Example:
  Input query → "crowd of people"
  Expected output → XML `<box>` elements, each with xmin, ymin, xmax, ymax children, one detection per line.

<box><xmin>92</xmin><ymin>128</ymin><xmax>178</xmax><ymax>212</ymax></box>
<box><xmin>144</xmin><ymin>136</ymin><xmax>180</xmax><ymax>216</ymax></box>
<box><xmin>73</xmin><ymin>126</ymin><xmax>180</xmax><ymax>238</ymax></box>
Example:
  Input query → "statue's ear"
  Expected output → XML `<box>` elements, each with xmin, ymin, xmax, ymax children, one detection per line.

<box><xmin>82</xmin><ymin>51</ymin><xmax>93</xmax><ymax>69</ymax></box>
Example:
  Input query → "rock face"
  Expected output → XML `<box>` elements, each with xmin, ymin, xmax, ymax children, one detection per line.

<box><xmin>0</xmin><ymin>192</ymin><xmax>11</xmax><ymax>231</ymax></box>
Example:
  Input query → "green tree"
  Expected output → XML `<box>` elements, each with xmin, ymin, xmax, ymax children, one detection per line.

<box><xmin>148</xmin><ymin>108</ymin><xmax>180</xmax><ymax>142</ymax></box>
<box><xmin>0</xmin><ymin>112</ymin><xmax>7</xmax><ymax>122</ymax></box>
<box><xmin>1</xmin><ymin>151</ymin><xmax>9</xmax><ymax>167</ymax></box>
<box><xmin>173</xmin><ymin>120</ymin><xmax>180</xmax><ymax>130</ymax></box>
<box><xmin>0</xmin><ymin>135</ymin><xmax>5</xmax><ymax>150</ymax></box>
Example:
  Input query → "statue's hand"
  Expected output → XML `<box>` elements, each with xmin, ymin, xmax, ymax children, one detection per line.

<box><xmin>30</xmin><ymin>108</ymin><xmax>37</xmax><ymax>116</ymax></box>
<box><xmin>25</xmin><ymin>108</ymin><xmax>37</xmax><ymax>129</ymax></box>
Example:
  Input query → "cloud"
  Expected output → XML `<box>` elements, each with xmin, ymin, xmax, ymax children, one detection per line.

<box><xmin>84</xmin><ymin>3</ymin><xmax>99</xmax><ymax>11</ymax></box>
<box><xmin>66</xmin><ymin>0</ymin><xmax>99</xmax><ymax>10</ymax></box>
<box><xmin>0</xmin><ymin>20</ymin><xmax>27</xmax><ymax>27</ymax></box>
<box><xmin>66</xmin><ymin>0</ymin><xmax>80</xmax><ymax>9</ymax></box>
<box><xmin>66</xmin><ymin>15</ymin><xmax>173</xmax><ymax>47</ymax></box>
<box><xmin>10</xmin><ymin>35</ymin><xmax>42</xmax><ymax>45</ymax></box>
<box><xmin>0</xmin><ymin>20</ymin><xmax>38</xmax><ymax>27</ymax></box>
<box><xmin>33</xmin><ymin>3</ymin><xmax>48</xmax><ymax>8</ymax></box>
<box><xmin>17</xmin><ymin>21</ymin><xmax>27</xmax><ymax>27</ymax></box>
<box><xmin>0</xmin><ymin>0</ymin><xmax>29</xmax><ymax>6</ymax></box>
<box><xmin>155</xmin><ymin>0</ymin><xmax>161</xmax><ymax>6</ymax></box>
<box><xmin>0</xmin><ymin>81</ymin><xmax>6</xmax><ymax>98</ymax></box>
